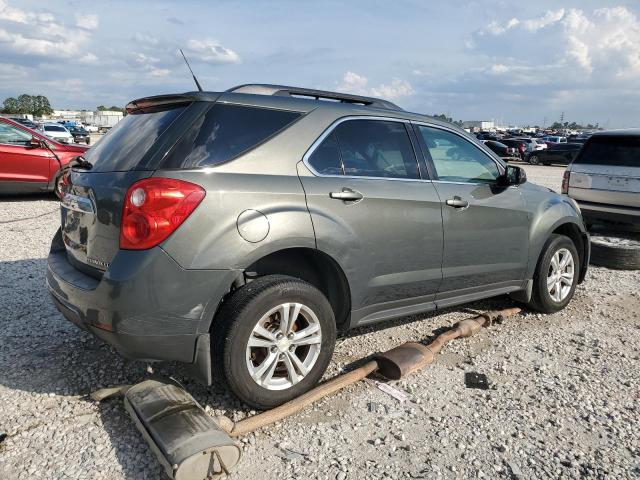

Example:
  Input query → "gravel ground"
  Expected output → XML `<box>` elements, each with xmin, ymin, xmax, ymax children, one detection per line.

<box><xmin>0</xmin><ymin>166</ymin><xmax>638</xmax><ymax>480</ymax></box>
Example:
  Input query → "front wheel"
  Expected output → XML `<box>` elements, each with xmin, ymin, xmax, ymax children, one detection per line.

<box><xmin>529</xmin><ymin>155</ymin><xmax>540</xmax><ymax>165</ymax></box>
<box><xmin>528</xmin><ymin>234</ymin><xmax>579</xmax><ymax>313</ymax></box>
<box><xmin>212</xmin><ymin>275</ymin><xmax>336</xmax><ymax>410</ymax></box>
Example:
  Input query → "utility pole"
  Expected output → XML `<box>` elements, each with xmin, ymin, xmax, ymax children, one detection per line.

<box><xmin>560</xmin><ymin>112</ymin><xmax>564</xmax><ymax>124</ymax></box>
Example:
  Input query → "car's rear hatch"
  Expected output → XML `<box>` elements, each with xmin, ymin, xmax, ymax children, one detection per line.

<box><xmin>568</xmin><ymin>134</ymin><xmax>640</xmax><ymax>209</ymax></box>
<box><xmin>61</xmin><ymin>95</ymin><xmax>213</xmax><ymax>276</ymax></box>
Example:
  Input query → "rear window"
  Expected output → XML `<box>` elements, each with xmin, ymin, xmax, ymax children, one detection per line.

<box><xmin>45</xmin><ymin>125</ymin><xmax>66</xmax><ymax>132</ymax></box>
<box><xmin>162</xmin><ymin>104</ymin><xmax>302</xmax><ymax>169</ymax></box>
<box><xmin>84</xmin><ymin>104</ymin><xmax>187</xmax><ymax>172</ymax></box>
<box><xmin>575</xmin><ymin>136</ymin><xmax>640</xmax><ymax>167</ymax></box>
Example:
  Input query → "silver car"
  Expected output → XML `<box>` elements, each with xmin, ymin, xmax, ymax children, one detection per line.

<box><xmin>564</xmin><ymin>130</ymin><xmax>640</xmax><ymax>227</ymax></box>
<box><xmin>47</xmin><ymin>84</ymin><xmax>589</xmax><ymax>409</ymax></box>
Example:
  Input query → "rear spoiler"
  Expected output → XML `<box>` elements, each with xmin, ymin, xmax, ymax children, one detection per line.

<box><xmin>125</xmin><ymin>92</ymin><xmax>221</xmax><ymax>114</ymax></box>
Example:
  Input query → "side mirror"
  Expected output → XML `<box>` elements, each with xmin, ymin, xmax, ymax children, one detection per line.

<box><xmin>29</xmin><ymin>137</ymin><xmax>43</xmax><ymax>149</ymax></box>
<box><xmin>498</xmin><ymin>164</ymin><xmax>527</xmax><ymax>186</ymax></box>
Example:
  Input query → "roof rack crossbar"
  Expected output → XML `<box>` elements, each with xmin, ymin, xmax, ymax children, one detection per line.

<box><xmin>226</xmin><ymin>84</ymin><xmax>403</xmax><ymax>111</ymax></box>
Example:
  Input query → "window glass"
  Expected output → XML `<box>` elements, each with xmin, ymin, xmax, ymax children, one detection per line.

<box><xmin>418</xmin><ymin>126</ymin><xmax>500</xmax><ymax>183</ymax></box>
<box><xmin>164</xmin><ymin>104</ymin><xmax>301</xmax><ymax>169</ymax></box>
<box><xmin>308</xmin><ymin>133</ymin><xmax>343</xmax><ymax>175</ymax></box>
<box><xmin>575</xmin><ymin>136</ymin><xmax>640</xmax><ymax>167</ymax></box>
<box><xmin>332</xmin><ymin>120</ymin><xmax>419</xmax><ymax>179</ymax></box>
<box><xmin>0</xmin><ymin>122</ymin><xmax>32</xmax><ymax>145</ymax></box>
<box><xmin>85</xmin><ymin>104</ymin><xmax>187</xmax><ymax>172</ymax></box>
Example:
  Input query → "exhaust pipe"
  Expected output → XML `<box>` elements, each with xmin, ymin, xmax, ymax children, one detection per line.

<box><xmin>94</xmin><ymin>307</ymin><xmax>520</xmax><ymax>479</ymax></box>
<box><xmin>123</xmin><ymin>379</ymin><xmax>241</xmax><ymax>479</ymax></box>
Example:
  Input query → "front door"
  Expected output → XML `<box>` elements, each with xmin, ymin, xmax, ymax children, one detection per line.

<box><xmin>0</xmin><ymin>121</ymin><xmax>53</xmax><ymax>186</ymax></box>
<box><xmin>298</xmin><ymin>118</ymin><xmax>444</xmax><ymax>325</ymax></box>
<box><xmin>414</xmin><ymin>124</ymin><xmax>530</xmax><ymax>306</ymax></box>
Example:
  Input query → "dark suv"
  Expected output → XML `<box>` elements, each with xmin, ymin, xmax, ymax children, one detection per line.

<box><xmin>47</xmin><ymin>85</ymin><xmax>589</xmax><ymax>409</ymax></box>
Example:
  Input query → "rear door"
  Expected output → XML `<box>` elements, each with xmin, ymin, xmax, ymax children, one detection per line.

<box><xmin>0</xmin><ymin>120</ymin><xmax>53</xmax><ymax>185</ymax></box>
<box><xmin>414</xmin><ymin>124</ymin><xmax>529</xmax><ymax>305</ymax></box>
<box><xmin>298</xmin><ymin>118</ymin><xmax>443</xmax><ymax>324</ymax></box>
<box><xmin>569</xmin><ymin>135</ymin><xmax>640</xmax><ymax>208</ymax></box>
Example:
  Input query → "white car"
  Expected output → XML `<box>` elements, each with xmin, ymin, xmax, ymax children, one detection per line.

<box><xmin>39</xmin><ymin>124</ymin><xmax>74</xmax><ymax>144</ymax></box>
<box><xmin>543</xmin><ymin>135</ymin><xmax>567</xmax><ymax>144</ymax></box>
<box><xmin>84</xmin><ymin>125</ymin><xmax>99</xmax><ymax>133</ymax></box>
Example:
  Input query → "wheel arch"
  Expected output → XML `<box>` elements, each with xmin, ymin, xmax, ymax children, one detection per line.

<box><xmin>210</xmin><ymin>247</ymin><xmax>352</xmax><ymax>333</ymax></box>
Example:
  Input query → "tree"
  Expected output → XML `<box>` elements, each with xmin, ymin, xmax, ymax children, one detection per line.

<box><xmin>1</xmin><ymin>94</ymin><xmax>53</xmax><ymax>116</ymax></box>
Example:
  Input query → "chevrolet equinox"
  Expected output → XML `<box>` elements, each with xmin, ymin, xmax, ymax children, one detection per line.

<box><xmin>47</xmin><ymin>84</ymin><xmax>590</xmax><ymax>409</ymax></box>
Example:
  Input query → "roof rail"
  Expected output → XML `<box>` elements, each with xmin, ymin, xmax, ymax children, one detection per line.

<box><xmin>226</xmin><ymin>84</ymin><xmax>403</xmax><ymax>111</ymax></box>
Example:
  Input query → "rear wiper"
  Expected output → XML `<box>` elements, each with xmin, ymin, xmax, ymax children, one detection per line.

<box><xmin>69</xmin><ymin>155</ymin><xmax>93</xmax><ymax>170</ymax></box>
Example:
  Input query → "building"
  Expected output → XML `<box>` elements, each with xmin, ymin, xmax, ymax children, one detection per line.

<box><xmin>461</xmin><ymin>120</ymin><xmax>495</xmax><ymax>132</ymax></box>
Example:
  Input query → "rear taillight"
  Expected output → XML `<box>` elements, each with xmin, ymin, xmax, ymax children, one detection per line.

<box><xmin>561</xmin><ymin>170</ymin><xmax>570</xmax><ymax>194</ymax></box>
<box><xmin>120</xmin><ymin>178</ymin><xmax>205</xmax><ymax>250</ymax></box>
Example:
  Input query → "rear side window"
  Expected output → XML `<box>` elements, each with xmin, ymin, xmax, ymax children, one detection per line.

<box><xmin>332</xmin><ymin>120</ymin><xmax>419</xmax><ymax>179</ymax></box>
<box><xmin>163</xmin><ymin>104</ymin><xmax>302</xmax><ymax>169</ymax></box>
<box><xmin>308</xmin><ymin>133</ymin><xmax>343</xmax><ymax>175</ymax></box>
<box><xmin>576</xmin><ymin>136</ymin><xmax>640</xmax><ymax>167</ymax></box>
<box><xmin>85</xmin><ymin>105</ymin><xmax>187</xmax><ymax>172</ymax></box>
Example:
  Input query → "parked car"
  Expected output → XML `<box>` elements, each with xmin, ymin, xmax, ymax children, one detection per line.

<box><xmin>513</xmin><ymin>137</ymin><xmax>547</xmax><ymax>154</ymax></box>
<box><xmin>69</xmin><ymin>126</ymin><xmax>91</xmax><ymax>145</ymax></box>
<box><xmin>84</xmin><ymin>125</ymin><xmax>99</xmax><ymax>133</ymax></box>
<box><xmin>0</xmin><ymin>116</ymin><xmax>89</xmax><ymax>196</ymax></box>
<box><xmin>483</xmin><ymin>140</ymin><xmax>516</xmax><ymax>158</ymax></box>
<box><xmin>527</xmin><ymin>143</ymin><xmax>583</xmax><ymax>166</ymax></box>
<box><xmin>564</xmin><ymin>130</ymin><xmax>639</xmax><ymax>227</ymax></box>
<box><xmin>10</xmin><ymin>117</ymin><xmax>38</xmax><ymax>129</ymax></box>
<box><xmin>476</xmin><ymin>132</ymin><xmax>499</xmax><ymax>141</ymax></box>
<box><xmin>543</xmin><ymin>135</ymin><xmax>567</xmax><ymax>144</ymax></box>
<box><xmin>39</xmin><ymin>123</ymin><xmax>74</xmax><ymax>144</ymax></box>
<box><xmin>500</xmin><ymin>139</ymin><xmax>527</xmax><ymax>159</ymax></box>
<box><xmin>47</xmin><ymin>84</ymin><xmax>589</xmax><ymax>409</ymax></box>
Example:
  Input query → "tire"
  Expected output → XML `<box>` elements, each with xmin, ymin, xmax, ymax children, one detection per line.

<box><xmin>212</xmin><ymin>275</ymin><xmax>336</xmax><ymax>410</ymax></box>
<box><xmin>529</xmin><ymin>155</ymin><xmax>540</xmax><ymax>165</ymax></box>
<box><xmin>590</xmin><ymin>228</ymin><xmax>640</xmax><ymax>270</ymax></box>
<box><xmin>53</xmin><ymin>173</ymin><xmax>65</xmax><ymax>199</ymax></box>
<box><xmin>528</xmin><ymin>234</ymin><xmax>580</xmax><ymax>313</ymax></box>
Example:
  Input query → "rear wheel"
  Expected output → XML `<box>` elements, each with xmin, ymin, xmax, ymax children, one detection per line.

<box><xmin>528</xmin><ymin>234</ymin><xmax>579</xmax><ymax>313</ymax></box>
<box><xmin>212</xmin><ymin>275</ymin><xmax>336</xmax><ymax>410</ymax></box>
<box><xmin>529</xmin><ymin>155</ymin><xmax>540</xmax><ymax>165</ymax></box>
<box><xmin>590</xmin><ymin>228</ymin><xmax>640</xmax><ymax>270</ymax></box>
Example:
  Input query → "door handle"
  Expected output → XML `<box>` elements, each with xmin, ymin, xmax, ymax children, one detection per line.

<box><xmin>330</xmin><ymin>188</ymin><xmax>363</xmax><ymax>202</ymax></box>
<box><xmin>445</xmin><ymin>196</ymin><xmax>469</xmax><ymax>209</ymax></box>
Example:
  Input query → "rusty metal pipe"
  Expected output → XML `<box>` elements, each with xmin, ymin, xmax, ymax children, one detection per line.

<box><xmin>218</xmin><ymin>307</ymin><xmax>521</xmax><ymax>436</ymax></box>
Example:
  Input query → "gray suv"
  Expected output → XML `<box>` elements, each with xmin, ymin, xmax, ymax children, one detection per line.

<box><xmin>47</xmin><ymin>85</ymin><xmax>589</xmax><ymax>409</ymax></box>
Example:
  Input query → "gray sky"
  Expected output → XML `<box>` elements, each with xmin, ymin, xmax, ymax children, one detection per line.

<box><xmin>1</xmin><ymin>0</ymin><xmax>639</xmax><ymax>128</ymax></box>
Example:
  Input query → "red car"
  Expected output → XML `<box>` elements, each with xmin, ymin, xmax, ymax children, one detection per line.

<box><xmin>0</xmin><ymin>116</ymin><xmax>89</xmax><ymax>197</ymax></box>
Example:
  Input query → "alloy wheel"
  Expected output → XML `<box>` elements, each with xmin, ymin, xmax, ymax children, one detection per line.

<box><xmin>246</xmin><ymin>302</ymin><xmax>322</xmax><ymax>391</ymax></box>
<box><xmin>546</xmin><ymin>248</ymin><xmax>575</xmax><ymax>302</ymax></box>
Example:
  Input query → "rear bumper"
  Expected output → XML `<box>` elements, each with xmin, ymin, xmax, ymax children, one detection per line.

<box><xmin>577</xmin><ymin>200</ymin><xmax>640</xmax><ymax>226</ymax></box>
<box><xmin>46</xmin><ymin>230</ymin><xmax>240</xmax><ymax>383</ymax></box>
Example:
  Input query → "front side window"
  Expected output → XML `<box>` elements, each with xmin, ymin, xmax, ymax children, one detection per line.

<box><xmin>418</xmin><ymin>126</ymin><xmax>500</xmax><ymax>184</ymax></box>
<box><xmin>0</xmin><ymin>122</ymin><xmax>32</xmax><ymax>145</ymax></box>
<box><xmin>331</xmin><ymin>119</ymin><xmax>419</xmax><ymax>179</ymax></box>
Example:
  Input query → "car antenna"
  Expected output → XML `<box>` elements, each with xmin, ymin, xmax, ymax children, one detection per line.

<box><xmin>179</xmin><ymin>48</ymin><xmax>203</xmax><ymax>92</ymax></box>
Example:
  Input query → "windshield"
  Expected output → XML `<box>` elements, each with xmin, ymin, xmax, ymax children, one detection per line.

<box><xmin>83</xmin><ymin>104</ymin><xmax>188</xmax><ymax>172</ymax></box>
<box><xmin>575</xmin><ymin>136</ymin><xmax>640</xmax><ymax>167</ymax></box>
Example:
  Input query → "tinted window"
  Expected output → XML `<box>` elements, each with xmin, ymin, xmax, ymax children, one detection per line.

<box><xmin>0</xmin><ymin>122</ymin><xmax>32</xmax><ymax>145</ymax></box>
<box><xmin>164</xmin><ymin>104</ymin><xmax>301</xmax><ymax>169</ymax></box>
<box><xmin>332</xmin><ymin>120</ymin><xmax>419</xmax><ymax>179</ymax></box>
<box><xmin>419</xmin><ymin>126</ymin><xmax>500</xmax><ymax>184</ymax></box>
<box><xmin>575</xmin><ymin>136</ymin><xmax>640</xmax><ymax>167</ymax></box>
<box><xmin>45</xmin><ymin>125</ymin><xmax>66</xmax><ymax>132</ymax></box>
<box><xmin>85</xmin><ymin>105</ymin><xmax>187</xmax><ymax>172</ymax></box>
<box><xmin>308</xmin><ymin>133</ymin><xmax>343</xmax><ymax>175</ymax></box>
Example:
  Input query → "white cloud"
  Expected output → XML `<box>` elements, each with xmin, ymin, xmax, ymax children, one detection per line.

<box><xmin>75</xmin><ymin>13</ymin><xmax>99</xmax><ymax>30</ymax></box>
<box><xmin>149</xmin><ymin>68</ymin><xmax>170</xmax><ymax>77</ymax></box>
<box><xmin>474</xmin><ymin>7</ymin><xmax>640</xmax><ymax>81</ymax></box>
<box><xmin>78</xmin><ymin>52</ymin><xmax>98</xmax><ymax>64</ymax></box>
<box><xmin>0</xmin><ymin>1</ymin><xmax>98</xmax><ymax>60</ymax></box>
<box><xmin>186</xmin><ymin>39</ymin><xmax>240</xmax><ymax>64</ymax></box>
<box><xmin>336</xmin><ymin>71</ymin><xmax>413</xmax><ymax>100</ymax></box>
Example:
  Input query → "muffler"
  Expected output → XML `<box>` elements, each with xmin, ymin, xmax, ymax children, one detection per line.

<box><xmin>123</xmin><ymin>378</ymin><xmax>241</xmax><ymax>480</ymax></box>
